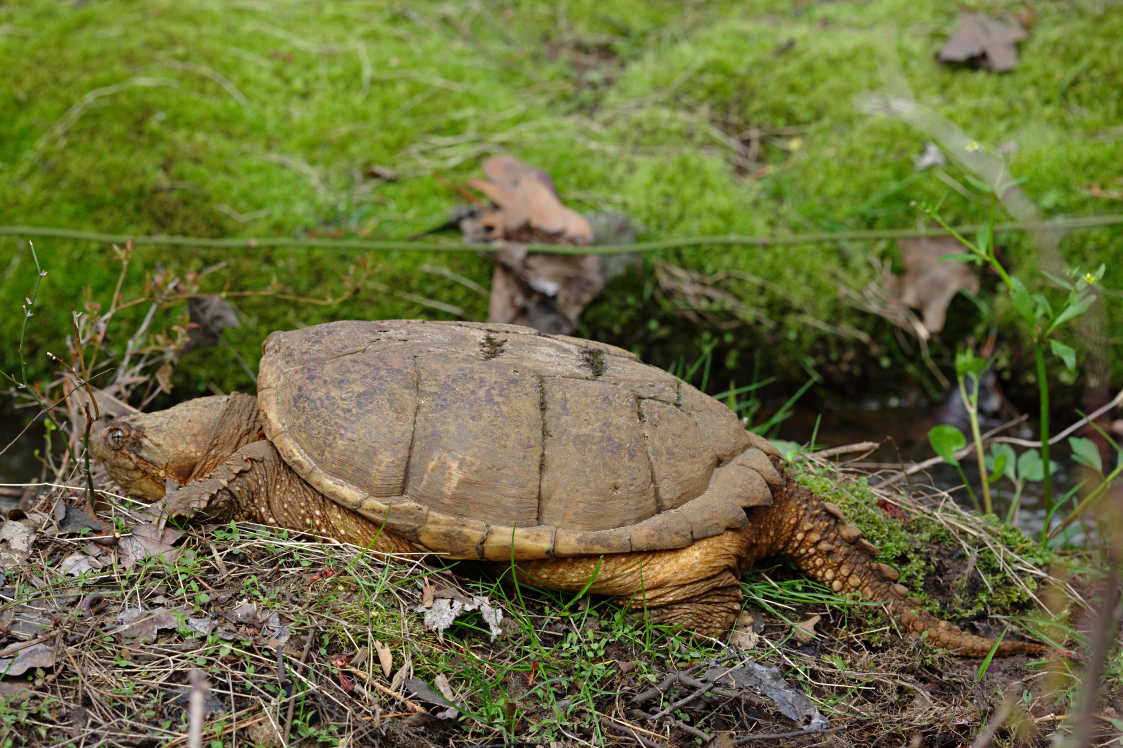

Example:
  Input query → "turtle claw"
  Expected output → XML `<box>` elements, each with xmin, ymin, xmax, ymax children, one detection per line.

<box><xmin>154</xmin><ymin>480</ymin><xmax>219</xmax><ymax>533</ymax></box>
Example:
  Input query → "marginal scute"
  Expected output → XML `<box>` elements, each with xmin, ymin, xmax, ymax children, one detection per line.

<box><xmin>481</xmin><ymin>525</ymin><xmax>556</xmax><ymax>561</ymax></box>
<box><xmin>415</xmin><ymin>513</ymin><xmax>488</xmax><ymax>557</ymax></box>
<box><xmin>891</xmin><ymin>583</ymin><xmax>909</xmax><ymax>598</ymax></box>
<box><xmin>858</xmin><ymin>539</ymin><xmax>879</xmax><ymax>555</ymax></box>
<box><xmin>554</xmin><ymin>527</ymin><xmax>633</xmax><ymax>556</ymax></box>
<box><xmin>822</xmin><ymin>502</ymin><xmax>847</xmax><ymax>521</ymax></box>
<box><xmin>838</xmin><ymin>524</ymin><xmax>862</xmax><ymax>543</ymax></box>
<box><xmin>739</xmin><ymin>448</ymin><xmax>782</xmax><ymax>487</ymax></box>
<box><xmin>745</xmin><ymin>431</ymin><xmax>781</xmax><ymax>458</ymax></box>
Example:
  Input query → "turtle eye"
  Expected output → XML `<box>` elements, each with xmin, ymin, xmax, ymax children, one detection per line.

<box><xmin>107</xmin><ymin>427</ymin><xmax>127</xmax><ymax>449</ymax></box>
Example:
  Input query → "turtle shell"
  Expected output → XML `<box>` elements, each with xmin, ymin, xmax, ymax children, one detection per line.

<box><xmin>257</xmin><ymin>320</ymin><xmax>780</xmax><ymax>560</ymax></box>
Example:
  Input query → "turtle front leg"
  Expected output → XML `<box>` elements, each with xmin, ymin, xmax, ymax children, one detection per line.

<box><xmin>157</xmin><ymin>440</ymin><xmax>418</xmax><ymax>554</ymax></box>
<box><xmin>156</xmin><ymin>440</ymin><xmax>277</xmax><ymax>527</ymax></box>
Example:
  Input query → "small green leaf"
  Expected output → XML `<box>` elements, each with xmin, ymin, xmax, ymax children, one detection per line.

<box><xmin>941</xmin><ymin>252</ymin><xmax>982</xmax><ymax>265</ymax></box>
<box><xmin>955</xmin><ymin>349</ymin><xmax>987</xmax><ymax>379</ymax></box>
<box><xmin>929</xmin><ymin>425</ymin><xmax>966</xmax><ymax>466</ymax></box>
<box><xmin>1032</xmin><ymin>293</ymin><xmax>1053</xmax><ymax>319</ymax></box>
<box><xmin>1069</xmin><ymin>437</ymin><xmax>1103</xmax><ymax>474</ymax></box>
<box><xmin>985</xmin><ymin>453</ymin><xmax>1007</xmax><ymax>484</ymax></box>
<box><xmin>1047</xmin><ymin>293</ymin><xmax>1095</xmax><ymax>334</ymax></box>
<box><xmin>1018</xmin><ymin>450</ymin><xmax>1044</xmax><ymax>482</ymax></box>
<box><xmin>975</xmin><ymin>223</ymin><xmax>992</xmax><ymax>256</ymax></box>
<box><xmin>988</xmin><ymin>443</ymin><xmax>1018</xmax><ymax>482</ymax></box>
<box><xmin>1008</xmin><ymin>277</ymin><xmax>1036</xmax><ymax>324</ymax></box>
<box><xmin>1049</xmin><ymin>339</ymin><xmax>1077</xmax><ymax>371</ymax></box>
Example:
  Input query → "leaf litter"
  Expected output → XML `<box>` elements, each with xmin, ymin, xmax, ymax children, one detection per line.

<box><xmin>457</xmin><ymin>154</ymin><xmax>610</xmax><ymax>335</ymax></box>
<box><xmin>937</xmin><ymin>12</ymin><xmax>1029</xmax><ymax>73</ymax></box>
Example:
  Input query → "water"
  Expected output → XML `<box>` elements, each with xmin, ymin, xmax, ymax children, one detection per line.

<box><xmin>0</xmin><ymin>404</ymin><xmax>44</xmax><ymax>485</ymax></box>
<box><xmin>773</xmin><ymin>394</ymin><xmax>1076</xmax><ymax>538</ymax></box>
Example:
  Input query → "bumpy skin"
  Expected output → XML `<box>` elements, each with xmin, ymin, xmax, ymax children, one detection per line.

<box><xmin>90</xmin><ymin>393</ymin><xmax>1043</xmax><ymax>657</ymax></box>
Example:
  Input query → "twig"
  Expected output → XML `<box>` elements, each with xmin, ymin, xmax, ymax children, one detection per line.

<box><xmin>810</xmin><ymin>441</ymin><xmax>879</xmax><ymax>459</ymax></box>
<box><xmin>282</xmin><ymin>631</ymin><xmax>313</xmax><ymax>746</ymax></box>
<box><xmin>734</xmin><ymin>725</ymin><xmax>844</xmax><ymax>744</ymax></box>
<box><xmin>3</xmin><ymin>214</ymin><xmax>1123</xmax><ymax>255</ymax></box>
<box><xmin>989</xmin><ymin>387</ymin><xmax>1123</xmax><ymax>448</ymax></box>
<box><xmin>875</xmin><ymin>415</ymin><xmax>1028</xmax><ymax>487</ymax></box>
<box><xmin>1064</xmin><ymin>561</ymin><xmax>1122</xmax><ymax>748</ymax></box>
<box><xmin>187</xmin><ymin>669</ymin><xmax>207</xmax><ymax>748</ymax></box>
<box><xmin>346</xmin><ymin>667</ymin><xmax>426</xmax><ymax>713</ymax></box>
<box><xmin>971</xmin><ymin>682</ymin><xmax>1022</xmax><ymax>748</ymax></box>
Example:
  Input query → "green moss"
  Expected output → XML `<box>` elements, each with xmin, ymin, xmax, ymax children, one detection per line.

<box><xmin>1</xmin><ymin>0</ymin><xmax>1120</xmax><ymax>393</ymax></box>
<box><xmin>789</xmin><ymin>459</ymin><xmax>1053</xmax><ymax>621</ymax></box>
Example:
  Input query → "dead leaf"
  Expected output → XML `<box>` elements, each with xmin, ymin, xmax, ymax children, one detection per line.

<box><xmin>0</xmin><ymin>520</ymin><xmax>36</xmax><ymax>569</ymax></box>
<box><xmin>373</xmin><ymin>640</ymin><xmax>393</xmax><ymax>678</ymax></box>
<box><xmin>0</xmin><ymin>642</ymin><xmax>58</xmax><ymax>677</ymax></box>
<box><xmin>418</xmin><ymin>593</ymin><xmax>503</xmax><ymax>640</ymax></box>
<box><xmin>118</xmin><ymin>522</ymin><xmax>182</xmax><ymax>569</ymax></box>
<box><xmin>894</xmin><ymin>236</ymin><xmax>980</xmax><ymax>335</ymax></box>
<box><xmin>182</xmin><ymin>295</ymin><xmax>239</xmax><ymax>353</ymax></box>
<box><xmin>468</xmin><ymin>155</ymin><xmax>593</xmax><ymax>244</ymax></box>
<box><xmin>729</xmin><ymin>611</ymin><xmax>762</xmax><ymax>649</ymax></box>
<box><xmin>914</xmin><ymin>142</ymin><xmax>946</xmax><ymax>171</ymax></box>
<box><xmin>115</xmin><ymin>607</ymin><xmax>215</xmax><ymax>641</ymax></box>
<box><xmin>59</xmin><ymin>551</ymin><xmax>104</xmax><ymax>576</ymax></box>
<box><xmin>404</xmin><ymin>677</ymin><xmax>460</xmax><ymax>719</ymax></box>
<box><xmin>937</xmin><ymin>12</ymin><xmax>1027</xmax><ymax>73</ymax></box>
<box><xmin>488</xmin><ymin>245</ymin><xmax>605</xmax><ymax>335</ymax></box>
<box><xmin>420</xmin><ymin>580</ymin><xmax>435</xmax><ymax>609</ymax></box>
<box><xmin>459</xmin><ymin>155</ymin><xmax>607</xmax><ymax>334</ymax></box>
<box><xmin>703</xmin><ymin>660</ymin><xmax>828</xmax><ymax>730</ymax></box>
<box><xmin>793</xmin><ymin>614</ymin><xmax>821</xmax><ymax>644</ymax></box>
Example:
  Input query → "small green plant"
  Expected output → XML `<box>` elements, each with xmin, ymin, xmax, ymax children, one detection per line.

<box><xmin>923</xmin><ymin>204</ymin><xmax>1107</xmax><ymax>538</ymax></box>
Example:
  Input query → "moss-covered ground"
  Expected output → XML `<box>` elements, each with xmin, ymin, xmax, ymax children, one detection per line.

<box><xmin>2</xmin><ymin>0</ymin><xmax>1122</xmax><ymax>397</ymax></box>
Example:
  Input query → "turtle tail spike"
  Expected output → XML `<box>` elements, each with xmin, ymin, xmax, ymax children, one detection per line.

<box><xmin>774</xmin><ymin>476</ymin><xmax>1045</xmax><ymax>657</ymax></box>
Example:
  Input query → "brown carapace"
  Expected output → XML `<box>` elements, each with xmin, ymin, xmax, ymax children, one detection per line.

<box><xmin>90</xmin><ymin>320</ymin><xmax>1043</xmax><ymax>656</ymax></box>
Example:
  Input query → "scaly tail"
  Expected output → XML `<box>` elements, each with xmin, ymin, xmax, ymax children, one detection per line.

<box><xmin>749</xmin><ymin>467</ymin><xmax>1044</xmax><ymax>657</ymax></box>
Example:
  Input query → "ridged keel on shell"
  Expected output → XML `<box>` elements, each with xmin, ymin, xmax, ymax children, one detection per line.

<box><xmin>257</xmin><ymin>320</ymin><xmax>778</xmax><ymax>560</ymax></box>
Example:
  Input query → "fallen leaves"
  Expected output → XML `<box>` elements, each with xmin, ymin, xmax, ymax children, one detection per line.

<box><xmin>118</xmin><ymin>522</ymin><xmax>182</xmax><ymax>569</ymax></box>
<box><xmin>0</xmin><ymin>639</ymin><xmax>59</xmax><ymax>677</ymax></box>
<box><xmin>937</xmin><ymin>12</ymin><xmax>1028</xmax><ymax>73</ymax></box>
<box><xmin>462</xmin><ymin>155</ymin><xmax>607</xmax><ymax>334</ymax></box>
<box><xmin>793</xmin><ymin>614</ymin><xmax>821</xmax><ymax>644</ymax></box>
<box><xmin>417</xmin><ymin>586</ymin><xmax>503</xmax><ymax>640</ymax></box>
<box><xmin>466</xmin><ymin>155</ymin><xmax>593</xmax><ymax>245</ymax></box>
<box><xmin>891</xmin><ymin>236</ymin><xmax>980</xmax><ymax>337</ymax></box>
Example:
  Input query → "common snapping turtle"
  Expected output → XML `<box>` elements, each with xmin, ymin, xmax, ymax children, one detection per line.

<box><xmin>91</xmin><ymin>320</ymin><xmax>1041</xmax><ymax>655</ymax></box>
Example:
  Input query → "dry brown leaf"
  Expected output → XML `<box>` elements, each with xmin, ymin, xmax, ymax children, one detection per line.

<box><xmin>488</xmin><ymin>245</ymin><xmax>604</xmax><ymax>335</ymax></box>
<box><xmin>937</xmin><ymin>12</ymin><xmax>1027</xmax><ymax>73</ymax></box>
<box><xmin>462</xmin><ymin>155</ymin><xmax>605</xmax><ymax>334</ymax></box>
<box><xmin>373</xmin><ymin>640</ymin><xmax>393</xmax><ymax>678</ymax></box>
<box><xmin>0</xmin><ymin>520</ymin><xmax>36</xmax><ymax>569</ymax></box>
<box><xmin>793</xmin><ymin>614</ymin><xmax>821</xmax><ymax>643</ymax></box>
<box><xmin>469</xmin><ymin>155</ymin><xmax>593</xmax><ymax>244</ymax></box>
<box><xmin>118</xmin><ymin>522</ymin><xmax>182</xmax><ymax>569</ymax></box>
<box><xmin>59</xmin><ymin>551</ymin><xmax>104</xmax><ymax>576</ymax></box>
<box><xmin>895</xmin><ymin>236</ymin><xmax>980</xmax><ymax>335</ymax></box>
<box><xmin>418</xmin><ymin>593</ymin><xmax>503</xmax><ymax>640</ymax></box>
<box><xmin>183</xmin><ymin>295</ymin><xmax>240</xmax><ymax>353</ymax></box>
<box><xmin>0</xmin><ymin>642</ymin><xmax>58</xmax><ymax>677</ymax></box>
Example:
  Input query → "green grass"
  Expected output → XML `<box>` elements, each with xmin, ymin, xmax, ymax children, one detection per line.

<box><xmin>1</xmin><ymin>0</ymin><xmax>1121</xmax><ymax>396</ymax></box>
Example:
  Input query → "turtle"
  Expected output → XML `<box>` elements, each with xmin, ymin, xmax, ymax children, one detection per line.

<box><xmin>90</xmin><ymin>319</ymin><xmax>1042</xmax><ymax>656</ymax></box>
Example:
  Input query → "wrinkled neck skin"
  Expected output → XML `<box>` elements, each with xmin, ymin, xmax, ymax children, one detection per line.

<box><xmin>91</xmin><ymin>393</ymin><xmax>263</xmax><ymax>499</ymax></box>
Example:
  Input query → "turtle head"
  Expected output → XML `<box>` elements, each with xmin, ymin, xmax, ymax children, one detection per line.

<box><xmin>90</xmin><ymin>395</ymin><xmax>236</xmax><ymax>500</ymax></box>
